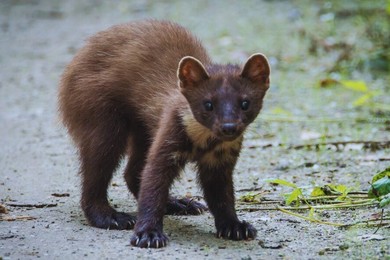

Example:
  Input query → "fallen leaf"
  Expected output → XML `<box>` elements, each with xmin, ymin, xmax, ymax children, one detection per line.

<box><xmin>258</xmin><ymin>240</ymin><xmax>283</xmax><ymax>249</ymax></box>
<box><xmin>340</xmin><ymin>80</ymin><xmax>368</xmax><ymax>92</ymax></box>
<box><xmin>300</xmin><ymin>130</ymin><xmax>322</xmax><ymax>141</ymax></box>
<box><xmin>267</xmin><ymin>179</ymin><xmax>298</xmax><ymax>188</ymax></box>
<box><xmin>0</xmin><ymin>204</ymin><xmax>8</xmax><ymax>214</ymax></box>
<box><xmin>319</xmin><ymin>78</ymin><xmax>338</xmax><ymax>88</ymax></box>
<box><xmin>270</xmin><ymin>107</ymin><xmax>292</xmax><ymax>116</ymax></box>
<box><xmin>352</xmin><ymin>93</ymin><xmax>372</xmax><ymax>106</ymax></box>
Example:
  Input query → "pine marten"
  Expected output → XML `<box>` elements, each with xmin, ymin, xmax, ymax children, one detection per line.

<box><xmin>59</xmin><ymin>20</ymin><xmax>270</xmax><ymax>248</ymax></box>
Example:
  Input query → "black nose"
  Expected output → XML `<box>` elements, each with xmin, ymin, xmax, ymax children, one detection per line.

<box><xmin>221</xmin><ymin>123</ymin><xmax>237</xmax><ymax>136</ymax></box>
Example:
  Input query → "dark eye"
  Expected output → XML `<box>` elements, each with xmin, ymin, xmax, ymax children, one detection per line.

<box><xmin>241</xmin><ymin>100</ymin><xmax>250</xmax><ymax>111</ymax></box>
<box><xmin>204</xmin><ymin>101</ymin><xmax>213</xmax><ymax>111</ymax></box>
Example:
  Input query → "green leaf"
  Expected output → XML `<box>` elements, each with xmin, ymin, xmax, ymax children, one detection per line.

<box><xmin>368</xmin><ymin>176</ymin><xmax>390</xmax><ymax>198</ymax></box>
<box><xmin>270</xmin><ymin>107</ymin><xmax>293</xmax><ymax>116</ymax></box>
<box><xmin>371</xmin><ymin>102</ymin><xmax>390</xmax><ymax>111</ymax></box>
<box><xmin>286</xmin><ymin>188</ymin><xmax>302</xmax><ymax>205</ymax></box>
<box><xmin>239</xmin><ymin>192</ymin><xmax>261</xmax><ymax>203</ymax></box>
<box><xmin>387</xmin><ymin>0</ymin><xmax>390</xmax><ymax>15</ymax></box>
<box><xmin>371</xmin><ymin>167</ymin><xmax>390</xmax><ymax>183</ymax></box>
<box><xmin>324</xmin><ymin>184</ymin><xmax>348</xmax><ymax>195</ymax></box>
<box><xmin>308</xmin><ymin>207</ymin><xmax>316</xmax><ymax>218</ymax></box>
<box><xmin>379</xmin><ymin>194</ymin><xmax>390</xmax><ymax>208</ymax></box>
<box><xmin>336</xmin><ymin>193</ymin><xmax>348</xmax><ymax>201</ymax></box>
<box><xmin>311</xmin><ymin>187</ymin><xmax>326</xmax><ymax>197</ymax></box>
<box><xmin>340</xmin><ymin>80</ymin><xmax>368</xmax><ymax>92</ymax></box>
<box><xmin>267</xmin><ymin>179</ymin><xmax>297</xmax><ymax>188</ymax></box>
<box><xmin>334</xmin><ymin>185</ymin><xmax>348</xmax><ymax>194</ymax></box>
<box><xmin>352</xmin><ymin>93</ymin><xmax>372</xmax><ymax>106</ymax></box>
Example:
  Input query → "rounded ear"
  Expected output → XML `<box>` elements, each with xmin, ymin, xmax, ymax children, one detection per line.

<box><xmin>241</xmin><ymin>53</ymin><xmax>270</xmax><ymax>87</ymax></box>
<box><xmin>177</xmin><ymin>56</ymin><xmax>209</xmax><ymax>88</ymax></box>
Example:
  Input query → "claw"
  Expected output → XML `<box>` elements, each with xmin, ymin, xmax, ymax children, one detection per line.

<box><xmin>227</xmin><ymin>231</ymin><xmax>231</xmax><ymax>238</ymax></box>
<box><xmin>156</xmin><ymin>240</ymin><xmax>159</xmax><ymax>248</ymax></box>
<box><xmin>135</xmin><ymin>237</ymin><xmax>140</xmax><ymax>246</ymax></box>
<box><xmin>196</xmin><ymin>208</ymin><xmax>202</xmax><ymax>214</ymax></box>
<box><xmin>147</xmin><ymin>241</ymin><xmax>151</xmax><ymax>248</ymax></box>
<box><xmin>245</xmin><ymin>229</ymin><xmax>248</xmax><ymax>239</ymax></box>
<box><xmin>237</xmin><ymin>231</ymin><xmax>240</xmax><ymax>239</ymax></box>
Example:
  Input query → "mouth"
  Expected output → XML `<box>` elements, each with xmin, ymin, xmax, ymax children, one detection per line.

<box><xmin>216</xmin><ymin>130</ymin><xmax>243</xmax><ymax>142</ymax></box>
<box><xmin>220</xmin><ymin>135</ymin><xmax>240</xmax><ymax>142</ymax></box>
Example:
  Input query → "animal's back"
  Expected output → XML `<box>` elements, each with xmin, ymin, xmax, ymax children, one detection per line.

<box><xmin>59</xmin><ymin>20</ymin><xmax>211</xmax><ymax>138</ymax></box>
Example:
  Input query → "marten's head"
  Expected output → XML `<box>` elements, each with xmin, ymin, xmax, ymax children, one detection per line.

<box><xmin>178</xmin><ymin>53</ymin><xmax>270</xmax><ymax>142</ymax></box>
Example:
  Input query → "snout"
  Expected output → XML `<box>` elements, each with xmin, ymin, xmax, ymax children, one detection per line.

<box><xmin>217</xmin><ymin>122</ymin><xmax>243</xmax><ymax>141</ymax></box>
<box><xmin>221</xmin><ymin>123</ymin><xmax>238</xmax><ymax>136</ymax></box>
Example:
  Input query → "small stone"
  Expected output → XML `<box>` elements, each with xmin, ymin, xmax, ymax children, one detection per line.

<box><xmin>339</xmin><ymin>244</ymin><xmax>349</xmax><ymax>250</ymax></box>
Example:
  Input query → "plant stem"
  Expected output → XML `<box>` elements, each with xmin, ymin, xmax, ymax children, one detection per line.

<box><xmin>277</xmin><ymin>207</ymin><xmax>345</xmax><ymax>226</ymax></box>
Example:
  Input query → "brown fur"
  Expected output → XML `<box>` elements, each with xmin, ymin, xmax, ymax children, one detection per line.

<box><xmin>59</xmin><ymin>20</ymin><xmax>270</xmax><ymax>248</ymax></box>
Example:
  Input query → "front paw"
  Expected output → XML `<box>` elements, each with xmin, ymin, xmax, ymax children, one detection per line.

<box><xmin>130</xmin><ymin>229</ymin><xmax>169</xmax><ymax>248</ymax></box>
<box><xmin>84</xmin><ymin>204</ymin><xmax>136</xmax><ymax>230</ymax></box>
<box><xmin>216</xmin><ymin>220</ymin><xmax>257</xmax><ymax>241</ymax></box>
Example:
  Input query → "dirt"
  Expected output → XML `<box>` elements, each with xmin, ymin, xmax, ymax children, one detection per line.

<box><xmin>1</xmin><ymin>0</ymin><xmax>389</xmax><ymax>259</ymax></box>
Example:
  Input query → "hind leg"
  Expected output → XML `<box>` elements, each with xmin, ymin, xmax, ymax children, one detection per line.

<box><xmin>79</xmin><ymin>119</ymin><xmax>136</xmax><ymax>230</ymax></box>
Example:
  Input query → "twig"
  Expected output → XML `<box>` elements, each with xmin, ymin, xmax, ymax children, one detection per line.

<box><xmin>238</xmin><ymin>199</ymin><xmax>378</xmax><ymax>211</ymax></box>
<box><xmin>348</xmin><ymin>191</ymin><xmax>369</xmax><ymax>195</ymax></box>
<box><xmin>0</xmin><ymin>215</ymin><xmax>36</xmax><ymax>221</ymax></box>
<box><xmin>339</xmin><ymin>221</ymin><xmax>390</xmax><ymax>229</ymax></box>
<box><xmin>6</xmin><ymin>203</ymin><xmax>57</xmax><ymax>208</ymax></box>
<box><xmin>277</xmin><ymin>207</ymin><xmax>345</xmax><ymax>227</ymax></box>
<box><xmin>277</xmin><ymin>207</ymin><xmax>390</xmax><ymax>229</ymax></box>
<box><xmin>248</xmin><ymin>140</ymin><xmax>390</xmax><ymax>151</ymax></box>
<box><xmin>236</xmin><ymin>187</ymin><xmax>265</xmax><ymax>192</ymax></box>
<box><xmin>239</xmin><ymin>194</ymin><xmax>372</xmax><ymax>205</ymax></box>
<box><xmin>374</xmin><ymin>209</ymin><xmax>384</xmax><ymax>234</ymax></box>
<box><xmin>260</xmin><ymin>114</ymin><xmax>389</xmax><ymax>124</ymax></box>
<box><xmin>51</xmin><ymin>193</ymin><xmax>70</xmax><ymax>197</ymax></box>
<box><xmin>290</xmin><ymin>141</ymin><xmax>390</xmax><ymax>151</ymax></box>
<box><xmin>306</xmin><ymin>194</ymin><xmax>369</xmax><ymax>202</ymax></box>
